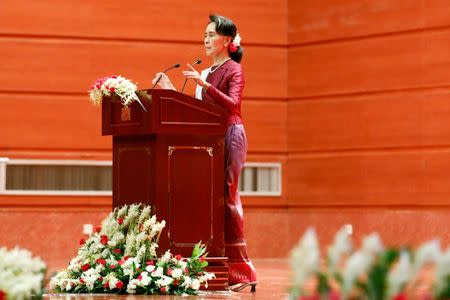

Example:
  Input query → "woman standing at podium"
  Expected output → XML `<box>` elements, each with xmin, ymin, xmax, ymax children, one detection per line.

<box><xmin>152</xmin><ymin>14</ymin><xmax>257</xmax><ymax>292</ymax></box>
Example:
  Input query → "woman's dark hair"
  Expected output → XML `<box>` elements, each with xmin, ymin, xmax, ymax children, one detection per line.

<box><xmin>209</xmin><ymin>15</ymin><xmax>243</xmax><ymax>63</ymax></box>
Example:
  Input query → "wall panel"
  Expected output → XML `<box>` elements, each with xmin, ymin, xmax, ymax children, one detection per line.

<box><xmin>0</xmin><ymin>39</ymin><xmax>286</xmax><ymax>99</ymax></box>
<box><xmin>288</xmin><ymin>89</ymin><xmax>450</xmax><ymax>152</ymax></box>
<box><xmin>288</xmin><ymin>150</ymin><xmax>450</xmax><ymax>207</ymax></box>
<box><xmin>288</xmin><ymin>30</ymin><xmax>450</xmax><ymax>98</ymax></box>
<box><xmin>289</xmin><ymin>0</ymin><xmax>450</xmax><ymax>44</ymax></box>
<box><xmin>0</xmin><ymin>94</ymin><xmax>286</xmax><ymax>154</ymax></box>
<box><xmin>0</xmin><ymin>0</ymin><xmax>287</xmax><ymax>45</ymax></box>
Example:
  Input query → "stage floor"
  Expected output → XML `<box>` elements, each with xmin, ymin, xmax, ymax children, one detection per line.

<box><xmin>44</xmin><ymin>259</ymin><xmax>291</xmax><ymax>300</ymax></box>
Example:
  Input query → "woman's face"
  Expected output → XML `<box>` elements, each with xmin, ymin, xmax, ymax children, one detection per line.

<box><xmin>204</xmin><ymin>22</ymin><xmax>231</xmax><ymax>57</ymax></box>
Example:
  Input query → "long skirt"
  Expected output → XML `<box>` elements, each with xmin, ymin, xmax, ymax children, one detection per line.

<box><xmin>224</xmin><ymin>124</ymin><xmax>257</xmax><ymax>284</ymax></box>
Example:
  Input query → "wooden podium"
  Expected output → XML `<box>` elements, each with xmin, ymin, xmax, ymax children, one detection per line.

<box><xmin>102</xmin><ymin>89</ymin><xmax>229</xmax><ymax>290</ymax></box>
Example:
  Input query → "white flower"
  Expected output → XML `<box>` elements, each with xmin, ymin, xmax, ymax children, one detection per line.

<box><xmin>0</xmin><ymin>247</ymin><xmax>47</xmax><ymax>299</ymax></box>
<box><xmin>156</xmin><ymin>275</ymin><xmax>173</xmax><ymax>287</ymax></box>
<box><xmin>387</xmin><ymin>251</ymin><xmax>412</xmax><ymax>298</ymax></box>
<box><xmin>160</xmin><ymin>250</ymin><xmax>172</xmax><ymax>263</ymax></box>
<box><xmin>435</xmin><ymin>248</ymin><xmax>450</xmax><ymax>296</ymax></box>
<box><xmin>290</xmin><ymin>228</ymin><xmax>320</xmax><ymax>289</ymax></box>
<box><xmin>233</xmin><ymin>33</ymin><xmax>241</xmax><ymax>46</ymax></box>
<box><xmin>190</xmin><ymin>278</ymin><xmax>201</xmax><ymax>290</ymax></box>
<box><xmin>146</xmin><ymin>265</ymin><xmax>155</xmax><ymax>273</ymax></box>
<box><xmin>106</xmin><ymin>274</ymin><xmax>119</xmax><ymax>289</ymax></box>
<box><xmin>413</xmin><ymin>239</ymin><xmax>441</xmax><ymax>272</ymax></box>
<box><xmin>342</xmin><ymin>250</ymin><xmax>374</xmax><ymax>296</ymax></box>
<box><xmin>151</xmin><ymin>267</ymin><xmax>164</xmax><ymax>277</ymax></box>
<box><xmin>362</xmin><ymin>233</ymin><xmax>384</xmax><ymax>254</ymax></box>
<box><xmin>171</xmin><ymin>268</ymin><xmax>183</xmax><ymax>279</ymax></box>
<box><xmin>327</xmin><ymin>226</ymin><xmax>352</xmax><ymax>272</ymax></box>
<box><xmin>140</xmin><ymin>272</ymin><xmax>152</xmax><ymax>286</ymax></box>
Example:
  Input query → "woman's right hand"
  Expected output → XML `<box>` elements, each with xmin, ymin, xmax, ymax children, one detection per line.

<box><xmin>152</xmin><ymin>72</ymin><xmax>176</xmax><ymax>90</ymax></box>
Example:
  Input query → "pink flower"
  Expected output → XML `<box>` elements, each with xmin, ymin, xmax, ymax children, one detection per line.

<box><xmin>110</xmin><ymin>264</ymin><xmax>116</xmax><ymax>270</ymax></box>
<box><xmin>199</xmin><ymin>256</ymin><xmax>206</xmax><ymax>263</ymax></box>
<box><xmin>116</xmin><ymin>281</ymin><xmax>124</xmax><ymax>289</ymax></box>
<box><xmin>100</xmin><ymin>235</ymin><xmax>108</xmax><ymax>245</ymax></box>
<box><xmin>79</xmin><ymin>278</ymin><xmax>86</xmax><ymax>284</ymax></box>
<box><xmin>393</xmin><ymin>294</ymin><xmax>407</xmax><ymax>300</ymax></box>
<box><xmin>113</xmin><ymin>249</ymin><xmax>122</xmax><ymax>254</ymax></box>
<box><xmin>118</xmin><ymin>260</ymin><xmax>124</xmax><ymax>266</ymax></box>
<box><xmin>229</xmin><ymin>43</ymin><xmax>238</xmax><ymax>53</ymax></box>
<box><xmin>81</xmin><ymin>264</ymin><xmax>90</xmax><ymax>272</ymax></box>
<box><xmin>167</xmin><ymin>268</ymin><xmax>173</xmax><ymax>276</ymax></box>
<box><xmin>161</xmin><ymin>287</ymin><xmax>167</xmax><ymax>293</ymax></box>
<box><xmin>137</xmin><ymin>275</ymin><xmax>143</xmax><ymax>280</ymax></box>
<box><xmin>117</xmin><ymin>218</ymin><xmax>123</xmax><ymax>224</ymax></box>
<box><xmin>146</xmin><ymin>260</ymin><xmax>154</xmax><ymax>266</ymax></box>
<box><xmin>175</xmin><ymin>254</ymin><xmax>182</xmax><ymax>260</ymax></box>
<box><xmin>96</xmin><ymin>258</ymin><xmax>106</xmax><ymax>266</ymax></box>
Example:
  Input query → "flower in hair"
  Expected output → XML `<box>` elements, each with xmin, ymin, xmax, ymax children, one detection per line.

<box><xmin>233</xmin><ymin>33</ymin><xmax>241</xmax><ymax>47</ymax></box>
<box><xmin>229</xmin><ymin>33</ymin><xmax>241</xmax><ymax>53</ymax></box>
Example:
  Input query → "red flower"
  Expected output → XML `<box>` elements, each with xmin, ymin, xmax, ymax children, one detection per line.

<box><xmin>229</xmin><ymin>43</ymin><xmax>238</xmax><ymax>53</ymax></box>
<box><xmin>167</xmin><ymin>268</ymin><xmax>173</xmax><ymax>276</ymax></box>
<box><xmin>113</xmin><ymin>249</ymin><xmax>122</xmax><ymax>254</ymax></box>
<box><xmin>137</xmin><ymin>275</ymin><xmax>143</xmax><ymax>280</ymax></box>
<box><xmin>116</xmin><ymin>281</ymin><xmax>124</xmax><ymax>289</ymax></box>
<box><xmin>79</xmin><ymin>278</ymin><xmax>86</xmax><ymax>284</ymax></box>
<box><xmin>199</xmin><ymin>256</ymin><xmax>206</xmax><ymax>263</ymax></box>
<box><xmin>393</xmin><ymin>294</ymin><xmax>407</xmax><ymax>300</ymax></box>
<box><xmin>0</xmin><ymin>290</ymin><xmax>6</xmax><ymax>300</ymax></box>
<box><xmin>98</xmin><ymin>277</ymin><xmax>103</xmax><ymax>282</ymax></box>
<box><xmin>117</xmin><ymin>218</ymin><xmax>123</xmax><ymax>224</ymax></box>
<box><xmin>79</xmin><ymin>238</ymin><xmax>86</xmax><ymax>245</ymax></box>
<box><xmin>95</xmin><ymin>226</ymin><xmax>101</xmax><ymax>233</ymax></box>
<box><xmin>161</xmin><ymin>287</ymin><xmax>167</xmax><ymax>293</ymax></box>
<box><xmin>100</xmin><ymin>235</ymin><xmax>108</xmax><ymax>245</ymax></box>
<box><xmin>146</xmin><ymin>260</ymin><xmax>154</xmax><ymax>266</ymax></box>
<box><xmin>110</xmin><ymin>264</ymin><xmax>116</xmax><ymax>270</ymax></box>
<box><xmin>184</xmin><ymin>268</ymin><xmax>189</xmax><ymax>275</ymax></box>
<box><xmin>124</xmin><ymin>256</ymin><xmax>130</xmax><ymax>261</ymax></box>
<box><xmin>103</xmin><ymin>282</ymin><xmax>109</xmax><ymax>288</ymax></box>
<box><xmin>118</xmin><ymin>260</ymin><xmax>124</xmax><ymax>266</ymax></box>
<box><xmin>81</xmin><ymin>264</ymin><xmax>90</xmax><ymax>272</ymax></box>
<box><xmin>96</xmin><ymin>258</ymin><xmax>106</xmax><ymax>266</ymax></box>
<box><xmin>175</xmin><ymin>254</ymin><xmax>182</xmax><ymax>261</ymax></box>
<box><xmin>173</xmin><ymin>280</ymin><xmax>179</xmax><ymax>286</ymax></box>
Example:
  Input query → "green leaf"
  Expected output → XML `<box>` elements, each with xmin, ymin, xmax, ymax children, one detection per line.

<box><xmin>317</xmin><ymin>272</ymin><xmax>330</xmax><ymax>295</ymax></box>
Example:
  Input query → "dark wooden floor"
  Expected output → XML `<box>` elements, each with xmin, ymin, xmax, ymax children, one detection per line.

<box><xmin>44</xmin><ymin>259</ymin><xmax>291</xmax><ymax>300</ymax></box>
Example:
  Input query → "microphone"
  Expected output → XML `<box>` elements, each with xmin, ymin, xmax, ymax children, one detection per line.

<box><xmin>152</xmin><ymin>63</ymin><xmax>181</xmax><ymax>89</ymax></box>
<box><xmin>181</xmin><ymin>59</ymin><xmax>202</xmax><ymax>93</ymax></box>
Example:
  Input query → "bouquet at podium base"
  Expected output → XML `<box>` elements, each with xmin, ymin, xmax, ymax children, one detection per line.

<box><xmin>50</xmin><ymin>204</ymin><xmax>214</xmax><ymax>296</ymax></box>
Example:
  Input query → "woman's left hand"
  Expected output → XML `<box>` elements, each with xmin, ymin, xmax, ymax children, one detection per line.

<box><xmin>182</xmin><ymin>64</ymin><xmax>207</xmax><ymax>87</ymax></box>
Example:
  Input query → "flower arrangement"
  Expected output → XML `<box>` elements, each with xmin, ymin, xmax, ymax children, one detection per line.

<box><xmin>88</xmin><ymin>75</ymin><xmax>141</xmax><ymax>107</ymax></box>
<box><xmin>50</xmin><ymin>203</ymin><xmax>214</xmax><ymax>296</ymax></box>
<box><xmin>0</xmin><ymin>247</ymin><xmax>47</xmax><ymax>300</ymax></box>
<box><xmin>289</xmin><ymin>227</ymin><xmax>450</xmax><ymax>300</ymax></box>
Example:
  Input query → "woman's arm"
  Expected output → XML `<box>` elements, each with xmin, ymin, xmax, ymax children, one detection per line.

<box><xmin>204</xmin><ymin>67</ymin><xmax>244</xmax><ymax>112</ymax></box>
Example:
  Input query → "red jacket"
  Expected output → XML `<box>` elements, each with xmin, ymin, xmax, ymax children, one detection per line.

<box><xmin>202</xmin><ymin>59</ymin><xmax>244</xmax><ymax>126</ymax></box>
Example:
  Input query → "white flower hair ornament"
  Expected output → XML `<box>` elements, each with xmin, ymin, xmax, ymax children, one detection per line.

<box><xmin>229</xmin><ymin>33</ymin><xmax>241</xmax><ymax>53</ymax></box>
